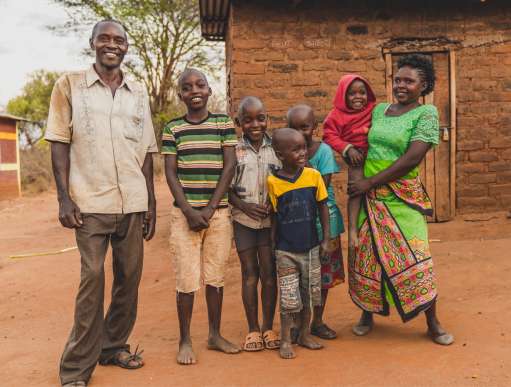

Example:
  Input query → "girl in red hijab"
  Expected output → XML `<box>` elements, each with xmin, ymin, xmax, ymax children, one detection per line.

<box><xmin>323</xmin><ymin>74</ymin><xmax>376</xmax><ymax>255</ymax></box>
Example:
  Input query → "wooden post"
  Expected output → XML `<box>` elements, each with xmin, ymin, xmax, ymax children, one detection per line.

<box><xmin>449</xmin><ymin>50</ymin><xmax>457</xmax><ymax>218</ymax></box>
<box><xmin>384</xmin><ymin>53</ymin><xmax>393</xmax><ymax>103</ymax></box>
<box><xmin>15</xmin><ymin>120</ymin><xmax>21</xmax><ymax>196</ymax></box>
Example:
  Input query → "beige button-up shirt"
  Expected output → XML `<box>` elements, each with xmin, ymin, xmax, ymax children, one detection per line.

<box><xmin>231</xmin><ymin>134</ymin><xmax>281</xmax><ymax>229</ymax></box>
<box><xmin>45</xmin><ymin>66</ymin><xmax>158</xmax><ymax>214</ymax></box>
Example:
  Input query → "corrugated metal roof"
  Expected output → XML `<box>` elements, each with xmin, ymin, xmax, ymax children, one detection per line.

<box><xmin>0</xmin><ymin>113</ymin><xmax>29</xmax><ymax>122</ymax></box>
<box><xmin>199</xmin><ymin>0</ymin><xmax>231</xmax><ymax>41</ymax></box>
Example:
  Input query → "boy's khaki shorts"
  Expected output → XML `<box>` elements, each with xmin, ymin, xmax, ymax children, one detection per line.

<box><xmin>169</xmin><ymin>207</ymin><xmax>233</xmax><ymax>293</ymax></box>
<box><xmin>275</xmin><ymin>246</ymin><xmax>322</xmax><ymax>314</ymax></box>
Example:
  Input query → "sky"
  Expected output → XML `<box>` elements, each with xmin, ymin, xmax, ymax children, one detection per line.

<box><xmin>0</xmin><ymin>0</ymin><xmax>225</xmax><ymax>109</ymax></box>
<box><xmin>0</xmin><ymin>0</ymin><xmax>89</xmax><ymax>107</ymax></box>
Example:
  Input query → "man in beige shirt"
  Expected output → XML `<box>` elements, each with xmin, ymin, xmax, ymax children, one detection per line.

<box><xmin>45</xmin><ymin>20</ymin><xmax>157</xmax><ymax>387</ymax></box>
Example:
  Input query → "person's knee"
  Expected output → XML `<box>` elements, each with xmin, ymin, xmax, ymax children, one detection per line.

<box><xmin>278</xmin><ymin>267</ymin><xmax>301</xmax><ymax>313</ymax></box>
<box><xmin>244</xmin><ymin>272</ymin><xmax>259</xmax><ymax>289</ymax></box>
<box><xmin>83</xmin><ymin>261</ymin><xmax>105</xmax><ymax>285</ymax></box>
<box><xmin>260</xmin><ymin>272</ymin><xmax>277</xmax><ymax>289</ymax></box>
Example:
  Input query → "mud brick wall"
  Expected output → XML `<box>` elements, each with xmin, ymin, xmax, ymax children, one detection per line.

<box><xmin>224</xmin><ymin>0</ymin><xmax>511</xmax><ymax>214</ymax></box>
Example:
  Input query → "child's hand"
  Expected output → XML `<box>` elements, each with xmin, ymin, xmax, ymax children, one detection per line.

<box><xmin>347</xmin><ymin>147</ymin><xmax>364</xmax><ymax>167</ymax></box>
<box><xmin>242</xmin><ymin>202</ymin><xmax>270</xmax><ymax>220</ymax></box>
<box><xmin>183</xmin><ymin>207</ymin><xmax>209</xmax><ymax>231</ymax></box>
<box><xmin>320</xmin><ymin>239</ymin><xmax>332</xmax><ymax>258</ymax></box>
<box><xmin>200</xmin><ymin>205</ymin><xmax>215</xmax><ymax>222</ymax></box>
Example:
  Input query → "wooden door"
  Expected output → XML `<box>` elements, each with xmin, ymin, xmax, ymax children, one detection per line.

<box><xmin>384</xmin><ymin>51</ymin><xmax>456</xmax><ymax>222</ymax></box>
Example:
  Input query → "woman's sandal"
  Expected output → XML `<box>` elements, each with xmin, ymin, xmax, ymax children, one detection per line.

<box><xmin>262</xmin><ymin>330</ymin><xmax>280</xmax><ymax>350</ymax></box>
<box><xmin>311</xmin><ymin>323</ymin><xmax>337</xmax><ymax>340</ymax></box>
<box><xmin>243</xmin><ymin>332</ymin><xmax>264</xmax><ymax>352</ymax></box>
<box><xmin>99</xmin><ymin>345</ymin><xmax>145</xmax><ymax>369</ymax></box>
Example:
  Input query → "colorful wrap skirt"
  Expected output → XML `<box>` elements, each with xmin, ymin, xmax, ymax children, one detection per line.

<box><xmin>349</xmin><ymin>177</ymin><xmax>437</xmax><ymax>322</ymax></box>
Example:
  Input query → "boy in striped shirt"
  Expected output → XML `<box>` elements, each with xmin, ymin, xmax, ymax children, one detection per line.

<box><xmin>162</xmin><ymin>68</ymin><xmax>240</xmax><ymax>365</ymax></box>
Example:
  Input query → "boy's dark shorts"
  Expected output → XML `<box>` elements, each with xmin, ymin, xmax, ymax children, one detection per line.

<box><xmin>233</xmin><ymin>221</ymin><xmax>271</xmax><ymax>253</ymax></box>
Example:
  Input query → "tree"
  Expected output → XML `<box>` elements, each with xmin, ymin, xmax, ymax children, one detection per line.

<box><xmin>6</xmin><ymin>70</ymin><xmax>60</xmax><ymax>146</ymax></box>
<box><xmin>52</xmin><ymin>0</ymin><xmax>223</xmax><ymax>133</ymax></box>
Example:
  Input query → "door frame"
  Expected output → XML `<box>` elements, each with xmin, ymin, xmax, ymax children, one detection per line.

<box><xmin>383</xmin><ymin>49</ymin><xmax>457</xmax><ymax>220</ymax></box>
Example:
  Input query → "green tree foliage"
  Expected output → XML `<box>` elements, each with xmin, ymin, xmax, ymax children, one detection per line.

<box><xmin>53</xmin><ymin>0</ymin><xmax>223</xmax><ymax>137</ymax></box>
<box><xmin>6</xmin><ymin>70</ymin><xmax>60</xmax><ymax>146</ymax></box>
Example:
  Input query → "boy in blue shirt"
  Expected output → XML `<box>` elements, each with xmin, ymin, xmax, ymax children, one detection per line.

<box><xmin>268</xmin><ymin>128</ymin><xmax>331</xmax><ymax>359</ymax></box>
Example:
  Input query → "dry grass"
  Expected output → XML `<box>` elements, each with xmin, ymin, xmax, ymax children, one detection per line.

<box><xmin>20</xmin><ymin>142</ymin><xmax>54</xmax><ymax>194</ymax></box>
<box><xmin>20</xmin><ymin>143</ymin><xmax>165</xmax><ymax>195</ymax></box>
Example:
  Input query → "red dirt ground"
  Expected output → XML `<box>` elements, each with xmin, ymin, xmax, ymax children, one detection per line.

<box><xmin>1</xmin><ymin>180</ymin><xmax>510</xmax><ymax>386</ymax></box>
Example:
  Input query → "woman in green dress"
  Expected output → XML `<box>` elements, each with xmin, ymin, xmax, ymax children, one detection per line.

<box><xmin>347</xmin><ymin>54</ymin><xmax>454</xmax><ymax>345</ymax></box>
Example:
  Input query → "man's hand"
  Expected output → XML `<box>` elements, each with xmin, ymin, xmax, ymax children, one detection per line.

<box><xmin>241</xmin><ymin>202</ymin><xmax>269</xmax><ymax>220</ymax></box>
<box><xmin>347</xmin><ymin>147</ymin><xmax>364</xmax><ymax>167</ymax></box>
<box><xmin>143</xmin><ymin>201</ymin><xmax>156</xmax><ymax>241</ymax></box>
<box><xmin>58</xmin><ymin>197</ymin><xmax>83</xmax><ymax>228</ymax></box>
<box><xmin>183</xmin><ymin>207</ymin><xmax>209</xmax><ymax>231</ymax></box>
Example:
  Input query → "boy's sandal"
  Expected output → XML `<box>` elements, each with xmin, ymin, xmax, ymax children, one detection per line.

<box><xmin>243</xmin><ymin>332</ymin><xmax>264</xmax><ymax>352</ymax></box>
<box><xmin>311</xmin><ymin>324</ymin><xmax>337</xmax><ymax>340</ymax></box>
<box><xmin>262</xmin><ymin>330</ymin><xmax>280</xmax><ymax>350</ymax></box>
<box><xmin>99</xmin><ymin>345</ymin><xmax>144</xmax><ymax>369</ymax></box>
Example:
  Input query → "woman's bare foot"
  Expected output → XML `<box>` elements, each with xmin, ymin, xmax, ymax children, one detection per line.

<box><xmin>297</xmin><ymin>333</ymin><xmax>323</xmax><ymax>350</ymax></box>
<box><xmin>207</xmin><ymin>334</ymin><xmax>241</xmax><ymax>354</ymax></box>
<box><xmin>427</xmin><ymin>319</ymin><xmax>454</xmax><ymax>346</ymax></box>
<box><xmin>177</xmin><ymin>340</ymin><xmax>196</xmax><ymax>365</ymax></box>
<box><xmin>352</xmin><ymin>311</ymin><xmax>373</xmax><ymax>336</ymax></box>
<box><xmin>279</xmin><ymin>341</ymin><xmax>296</xmax><ymax>359</ymax></box>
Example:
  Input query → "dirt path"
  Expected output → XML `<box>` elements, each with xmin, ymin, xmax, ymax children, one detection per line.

<box><xmin>1</xmin><ymin>180</ymin><xmax>511</xmax><ymax>386</ymax></box>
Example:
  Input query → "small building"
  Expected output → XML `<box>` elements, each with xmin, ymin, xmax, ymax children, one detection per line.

<box><xmin>199</xmin><ymin>0</ymin><xmax>511</xmax><ymax>219</ymax></box>
<box><xmin>0</xmin><ymin>113</ymin><xmax>24</xmax><ymax>199</ymax></box>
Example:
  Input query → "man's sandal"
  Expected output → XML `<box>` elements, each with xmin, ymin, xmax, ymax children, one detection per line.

<box><xmin>262</xmin><ymin>330</ymin><xmax>280</xmax><ymax>350</ymax></box>
<box><xmin>243</xmin><ymin>332</ymin><xmax>264</xmax><ymax>352</ymax></box>
<box><xmin>62</xmin><ymin>382</ymin><xmax>87</xmax><ymax>387</ymax></box>
<box><xmin>99</xmin><ymin>345</ymin><xmax>144</xmax><ymax>369</ymax></box>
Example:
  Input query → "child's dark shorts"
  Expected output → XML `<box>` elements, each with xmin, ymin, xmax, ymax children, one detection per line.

<box><xmin>275</xmin><ymin>246</ymin><xmax>322</xmax><ymax>314</ymax></box>
<box><xmin>233</xmin><ymin>221</ymin><xmax>271</xmax><ymax>253</ymax></box>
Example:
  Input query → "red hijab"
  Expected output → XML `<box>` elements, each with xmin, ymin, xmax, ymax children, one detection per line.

<box><xmin>330</xmin><ymin>74</ymin><xmax>376</xmax><ymax>134</ymax></box>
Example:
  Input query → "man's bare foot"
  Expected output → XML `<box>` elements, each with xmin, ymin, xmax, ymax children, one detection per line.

<box><xmin>177</xmin><ymin>340</ymin><xmax>196</xmax><ymax>365</ymax></box>
<box><xmin>279</xmin><ymin>341</ymin><xmax>296</xmax><ymax>359</ymax></box>
<box><xmin>352</xmin><ymin>311</ymin><xmax>373</xmax><ymax>336</ymax></box>
<box><xmin>207</xmin><ymin>335</ymin><xmax>241</xmax><ymax>354</ymax></box>
<box><xmin>297</xmin><ymin>333</ymin><xmax>323</xmax><ymax>350</ymax></box>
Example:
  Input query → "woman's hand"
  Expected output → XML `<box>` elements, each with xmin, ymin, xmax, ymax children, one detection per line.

<box><xmin>348</xmin><ymin>177</ymin><xmax>374</xmax><ymax>197</ymax></box>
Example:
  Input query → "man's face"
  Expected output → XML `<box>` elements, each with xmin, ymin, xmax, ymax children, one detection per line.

<box><xmin>90</xmin><ymin>22</ymin><xmax>128</xmax><ymax>69</ymax></box>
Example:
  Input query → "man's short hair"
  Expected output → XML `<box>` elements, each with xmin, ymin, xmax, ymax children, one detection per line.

<box><xmin>91</xmin><ymin>19</ymin><xmax>128</xmax><ymax>40</ymax></box>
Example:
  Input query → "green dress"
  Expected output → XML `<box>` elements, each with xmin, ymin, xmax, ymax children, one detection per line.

<box><xmin>350</xmin><ymin>103</ymin><xmax>440</xmax><ymax>322</ymax></box>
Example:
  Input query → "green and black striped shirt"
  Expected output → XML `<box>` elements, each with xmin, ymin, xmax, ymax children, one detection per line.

<box><xmin>161</xmin><ymin>113</ymin><xmax>238</xmax><ymax>208</ymax></box>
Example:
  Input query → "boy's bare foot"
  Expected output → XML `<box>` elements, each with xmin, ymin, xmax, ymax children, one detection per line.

<box><xmin>352</xmin><ymin>311</ymin><xmax>374</xmax><ymax>336</ymax></box>
<box><xmin>279</xmin><ymin>341</ymin><xmax>296</xmax><ymax>359</ymax></box>
<box><xmin>177</xmin><ymin>340</ymin><xmax>196</xmax><ymax>365</ymax></box>
<box><xmin>297</xmin><ymin>333</ymin><xmax>323</xmax><ymax>350</ymax></box>
<box><xmin>207</xmin><ymin>335</ymin><xmax>241</xmax><ymax>354</ymax></box>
